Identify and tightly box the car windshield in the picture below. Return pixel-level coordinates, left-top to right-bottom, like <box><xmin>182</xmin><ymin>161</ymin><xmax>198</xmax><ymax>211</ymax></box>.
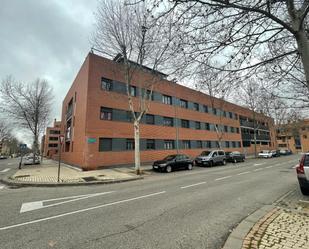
<box><xmin>163</xmin><ymin>155</ymin><xmax>176</xmax><ymax>161</ymax></box>
<box><xmin>225</xmin><ymin>152</ymin><xmax>231</xmax><ymax>155</ymax></box>
<box><xmin>200</xmin><ymin>151</ymin><xmax>211</xmax><ymax>156</ymax></box>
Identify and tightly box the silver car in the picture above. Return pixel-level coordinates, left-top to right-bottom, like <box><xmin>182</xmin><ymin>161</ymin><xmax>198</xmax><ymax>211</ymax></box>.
<box><xmin>296</xmin><ymin>153</ymin><xmax>309</xmax><ymax>195</ymax></box>
<box><xmin>195</xmin><ymin>150</ymin><xmax>226</xmax><ymax>167</ymax></box>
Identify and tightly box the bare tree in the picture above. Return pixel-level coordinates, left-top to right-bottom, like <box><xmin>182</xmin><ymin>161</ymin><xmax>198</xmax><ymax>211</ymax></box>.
<box><xmin>0</xmin><ymin>120</ymin><xmax>11</xmax><ymax>143</ymax></box>
<box><xmin>0</xmin><ymin>76</ymin><xmax>53</xmax><ymax>161</ymax></box>
<box><xmin>92</xmin><ymin>0</ymin><xmax>175</xmax><ymax>174</ymax></box>
<box><xmin>195</xmin><ymin>64</ymin><xmax>235</xmax><ymax>149</ymax></box>
<box><xmin>151</xmin><ymin>0</ymin><xmax>309</xmax><ymax>107</ymax></box>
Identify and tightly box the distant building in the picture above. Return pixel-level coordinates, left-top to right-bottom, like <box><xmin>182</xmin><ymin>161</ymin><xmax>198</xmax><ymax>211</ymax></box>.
<box><xmin>53</xmin><ymin>52</ymin><xmax>276</xmax><ymax>170</ymax></box>
<box><xmin>276</xmin><ymin>119</ymin><xmax>309</xmax><ymax>153</ymax></box>
<box><xmin>42</xmin><ymin>119</ymin><xmax>61</xmax><ymax>158</ymax></box>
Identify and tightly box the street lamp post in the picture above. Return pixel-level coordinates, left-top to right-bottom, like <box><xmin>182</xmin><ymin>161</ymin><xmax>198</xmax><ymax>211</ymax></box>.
<box><xmin>57</xmin><ymin>135</ymin><xmax>64</xmax><ymax>182</ymax></box>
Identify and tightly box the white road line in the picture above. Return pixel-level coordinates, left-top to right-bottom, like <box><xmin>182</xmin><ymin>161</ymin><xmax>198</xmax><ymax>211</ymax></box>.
<box><xmin>0</xmin><ymin>191</ymin><xmax>166</xmax><ymax>231</ymax></box>
<box><xmin>299</xmin><ymin>200</ymin><xmax>309</xmax><ymax>204</ymax></box>
<box><xmin>215</xmin><ymin>176</ymin><xmax>232</xmax><ymax>181</ymax></box>
<box><xmin>265</xmin><ymin>166</ymin><xmax>273</xmax><ymax>169</ymax></box>
<box><xmin>0</xmin><ymin>168</ymin><xmax>10</xmax><ymax>173</ymax></box>
<box><xmin>253</xmin><ymin>168</ymin><xmax>263</xmax><ymax>172</ymax></box>
<box><xmin>0</xmin><ymin>185</ymin><xmax>5</xmax><ymax>190</ymax></box>
<box><xmin>254</xmin><ymin>163</ymin><xmax>265</xmax><ymax>166</ymax></box>
<box><xmin>20</xmin><ymin>191</ymin><xmax>115</xmax><ymax>213</ymax></box>
<box><xmin>180</xmin><ymin>182</ymin><xmax>206</xmax><ymax>189</ymax></box>
<box><xmin>237</xmin><ymin>171</ymin><xmax>250</xmax><ymax>175</ymax></box>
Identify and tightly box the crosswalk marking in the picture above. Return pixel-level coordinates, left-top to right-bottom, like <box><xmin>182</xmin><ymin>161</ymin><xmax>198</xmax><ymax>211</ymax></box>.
<box><xmin>0</xmin><ymin>168</ymin><xmax>10</xmax><ymax>173</ymax></box>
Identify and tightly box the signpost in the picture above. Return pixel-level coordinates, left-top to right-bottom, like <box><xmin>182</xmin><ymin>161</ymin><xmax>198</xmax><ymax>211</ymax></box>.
<box><xmin>58</xmin><ymin>135</ymin><xmax>64</xmax><ymax>182</ymax></box>
<box><xmin>18</xmin><ymin>144</ymin><xmax>27</xmax><ymax>169</ymax></box>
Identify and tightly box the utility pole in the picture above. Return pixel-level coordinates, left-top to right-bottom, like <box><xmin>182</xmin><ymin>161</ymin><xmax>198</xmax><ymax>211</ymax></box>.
<box><xmin>57</xmin><ymin>135</ymin><xmax>64</xmax><ymax>182</ymax></box>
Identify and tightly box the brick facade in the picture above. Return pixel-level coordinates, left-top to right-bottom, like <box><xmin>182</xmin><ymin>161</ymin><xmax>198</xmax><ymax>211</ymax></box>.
<box><xmin>42</xmin><ymin>119</ymin><xmax>61</xmax><ymax>158</ymax></box>
<box><xmin>59</xmin><ymin>53</ymin><xmax>276</xmax><ymax>170</ymax></box>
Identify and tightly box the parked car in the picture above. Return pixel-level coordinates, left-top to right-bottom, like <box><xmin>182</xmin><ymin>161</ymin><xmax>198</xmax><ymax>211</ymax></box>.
<box><xmin>0</xmin><ymin>155</ymin><xmax>8</xmax><ymax>160</ymax></box>
<box><xmin>271</xmin><ymin>150</ymin><xmax>280</xmax><ymax>157</ymax></box>
<box><xmin>280</xmin><ymin>149</ymin><xmax>292</xmax><ymax>155</ymax></box>
<box><xmin>296</xmin><ymin>153</ymin><xmax>309</xmax><ymax>195</ymax></box>
<box><xmin>23</xmin><ymin>156</ymin><xmax>40</xmax><ymax>165</ymax></box>
<box><xmin>226</xmin><ymin>151</ymin><xmax>245</xmax><ymax>163</ymax></box>
<box><xmin>195</xmin><ymin>150</ymin><xmax>226</xmax><ymax>167</ymax></box>
<box><xmin>152</xmin><ymin>154</ymin><xmax>193</xmax><ymax>173</ymax></box>
<box><xmin>258</xmin><ymin>150</ymin><xmax>273</xmax><ymax>158</ymax></box>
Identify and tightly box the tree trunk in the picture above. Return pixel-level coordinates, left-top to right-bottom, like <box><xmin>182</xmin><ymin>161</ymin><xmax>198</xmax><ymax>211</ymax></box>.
<box><xmin>134</xmin><ymin>121</ymin><xmax>141</xmax><ymax>175</ymax></box>
<box><xmin>296</xmin><ymin>30</ymin><xmax>309</xmax><ymax>88</ymax></box>
<box><xmin>33</xmin><ymin>134</ymin><xmax>39</xmax><ymax>164</ymax></box>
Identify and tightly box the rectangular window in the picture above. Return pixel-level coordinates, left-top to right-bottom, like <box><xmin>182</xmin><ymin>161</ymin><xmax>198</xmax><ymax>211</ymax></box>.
<box><xmin>230</xmin><ymin>127</ymin><xmax>235</xmax><ymax>133</ymax></box>
<box><xmin>126</xmin><ymin>139</ymin><xmax>135</xmax><ymax>150</ymax></box>
<box><xmin>146</xmin><ymin>90</ymin><xmax>154</xmax><ymax>101</ymax></box>
<box><xmin>164</xmin><ymin>140</ymin><xmax>174</xmax><ymax>150</ymax></box>
<box><xmin>236</xmin><ymin>128</ymin><xmax>239</xmax><ymax>133</ymax></box>
<box><xmin>146</xmin><ymin>139</ymin><xmax>155</xmax><ymax>150</ymax></box>
<box><xmin>232</xmin><ymin>141</ymin><xmax>236</xmax><ymax>148</ymax></box>
<box><xmin>213</xmin><ymin>108</ymin><xmax>217</xmax><ymax>115</ymax></box>
<box><xmin>197</xmin><ymin>140</ymin><xmax>203</xmax><ymax>148</ymax></box>
<box><xmin>129</xmin><ymin>86</ymin><xmax>136</xmax><ymax>97</ymax></box>
<box><xmin>193</xmin><ymin>103</ymin><xmax>199</xmax><ymax>111</ymax></box>
<box><xmin>49</xmin><ymin>137</ymin><xmax>58</xmax><ymax>141</ymax></box>
<box><xmin>235</xmin><ymin>114</ymin><xmax>238</xmax><ymax>120</ymax></box>
<box><xmin>229</xmin><ymin>112</ymin><xmax>233</xmax><ymax>119</ymax></box>
<box><xmin>223</xmin><ymin>111</ymin><xmax>227</xmax><ymax>117</ymax></box>
<box><xmin>101</xmin><ymin>77</ymin><xmax>112</xmax><ymax>91</ymax></box>
<box><xmin>163</xmin><ymin>117</ymin><xmax>174</xmax><ymax>127</ymax></box>
<box><xmin>50</xmin><ymin>130</ymin><xmax>60</xmax><ymax>134</ymax></box>
<box><xmin>183</xmin><ymin>140</ymin><xmax>191</xmax><ymax>149</ymax></box>
<box><xmin>48</xmin><ymin>144</ymin><xmax>58</xmax><ymax>148</ymax></box>
<box><xmin>146</xmin><ymin>114</ymin><xmax>155</xmax><ymax>125</ymax></box>
<box><xmin>225</xmin><ymin>141</ymin><xmax>230</xmax><ymax>148</ymax></box>
<box><xmin>203</xmin><ymin>105</ymin><xmax>208</xmax><ymax>113</ymax></box>
<box><xmin>224</xmin><ymin>126</ymin><xmax>228</xmax><ymax>132</ymax></box>
<box><xmin>205</xmin><ymin>123</ymin><xmax>210</xmax><ymax>130</ymax></box>
<box><xmin>206</xmin><ymin>141</ymin><xmax>212</xmax><ymax>148</ymax></box>
<box><xmin>100</xmin><ymin>107</ymin><xmax>112</xmax><ymax>120</ymax></box>
<box><xmin>162</xmin><ymin>95</ymin><xmax>172</xmax><ymax>105</ymax></box>
<box><xmin>195</xmin><ymin>121</ymin><xmax>201</xmax><ymax>130</ymax></box>
<box><xmin>181</xmin><ymin>119</ymin><xmax>189</xmax><ymax>128</ymax></box>
<box><xmin>180</xmin><ymin>99</ymin><xmax>188</xmax><ymax>108</ymax></box>
<box><xmin>99</xmin><ymin>138</ymin><xmax>112</xmax><ymax>151</ymax></box>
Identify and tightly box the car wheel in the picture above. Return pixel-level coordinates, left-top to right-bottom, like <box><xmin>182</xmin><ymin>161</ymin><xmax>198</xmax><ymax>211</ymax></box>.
<box><xmin>242</xmin><ymin>158</ymin><xmax>245</xmax><ymax>162</ymax></box>
<box><xmin>222</xmin><ymin>159</ymin><xmax>226</xmax><ymax>166</ymax></box>
<box><xmin>187</xmin><ymin>163</ymin><xmax>193</xmax><ymax>170</ymax></box>
<box><xmin>233</xmin><ymin>158</ymin><xmax>237</xmax><ymax>163</ymax></box>
<box><xmin>165</xmin><ymin>165</ymin><xmax>172</xmax><ymax>173</ymax></box>
<box><xmin>300</xmin><ymin>186</ymin><xmax>309</xmax><ymax>195</ymax></box>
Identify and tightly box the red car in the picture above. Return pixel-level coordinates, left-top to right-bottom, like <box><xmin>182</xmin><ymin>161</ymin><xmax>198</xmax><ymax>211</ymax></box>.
<box><xmin>296</xmin><ymin>153</ymin><xmax>309</xmax><ymax>195</ymax></box>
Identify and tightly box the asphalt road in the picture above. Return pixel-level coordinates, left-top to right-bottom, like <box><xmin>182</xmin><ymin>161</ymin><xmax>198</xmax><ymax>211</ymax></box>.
<box><xmin>0</xmin><ymin>155</ymin><xmax>301</xmax><ymax>249</ymax></box>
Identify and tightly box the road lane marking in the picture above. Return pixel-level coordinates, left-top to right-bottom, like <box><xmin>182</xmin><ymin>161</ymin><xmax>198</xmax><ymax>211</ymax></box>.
<box><xmin>253</xmin><ymin>168</ymin><xmax>263</xmax><ymax>172</ymax></box>
<box><xmin>237</xmin><ymin>171</ymin><xmax>250</xmax><ymax>175</ymax></box>
<box><xmin>299</xmin><ymin>200</ymin><xmax>309</xmax><ymax>204</ymax></box>
<box><xmin>0</xmin><ymin>185</ymin><xmax>5</xmax><ymax>190</ymax></box>
<box><xmin>254</xmin><ymin>163</ymin><xmax>265</xmax><ymax>166</ymax></box>
<box><xmin>265</xmin><ymin>166</ymin><xmax>273</xmax><ymax>169</ymax></box>
<box><xmin>20</xmin><ymin>191</ymin><xmax>115</xmax><ymax>213</ymax></box>
<box><xmin>180</xmin><ymin>182</ymin><xmax>206</xmax><ymax>189</ymax></box>
<box><xmin>215</xmin><ymin>176</ymin><xmax>232</xmax><ymax>181</ymax></box>
<box><xmin>0</xmin><ymin>168</ymin><xmax>10</xmax><ymax>173</ymax></box>
<box><xmin>0</xmin><ymin>191</ymin><xmax>166</xmax><ymax>231</ymax></box>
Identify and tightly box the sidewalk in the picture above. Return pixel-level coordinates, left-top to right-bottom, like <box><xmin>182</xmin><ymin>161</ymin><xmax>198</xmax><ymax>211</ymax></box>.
<box><xmin>223</xmin><ymin>189</ymin><xmax>309</xmax><ymax>249</ymax></box>
<box><xmin>2</xmin><ymin>159</ymin><xmax>144</xmax><ymax>186</ymax></box>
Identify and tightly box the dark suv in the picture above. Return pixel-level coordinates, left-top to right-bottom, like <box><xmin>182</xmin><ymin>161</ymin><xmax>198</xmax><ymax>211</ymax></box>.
<box><xmin>152</xmin><ymin>154</ymin><xmax>194</xmax><ymax>173</ymax></box>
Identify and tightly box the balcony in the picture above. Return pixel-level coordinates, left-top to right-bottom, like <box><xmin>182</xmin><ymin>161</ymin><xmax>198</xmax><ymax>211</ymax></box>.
<box><xmin>240</xmin><ymin>120</ymin><xmax>269</xmax><ymax>130</ymax></box>
<box><xmin>66</xmin><ymin>107</ymin><xmax>73</xmax><ymax>120</ymax></box>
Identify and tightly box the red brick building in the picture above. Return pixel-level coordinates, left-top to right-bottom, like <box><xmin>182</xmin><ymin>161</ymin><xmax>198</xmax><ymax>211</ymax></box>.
<box><xmin>59</xmin><ymin>52</ymin><xmax>276</xmax><ymax>170</ymax></box>
<box><xmin>42</xmin><ymin>119</ymin><xmax>61</xmax><ymax>158</ymax></box>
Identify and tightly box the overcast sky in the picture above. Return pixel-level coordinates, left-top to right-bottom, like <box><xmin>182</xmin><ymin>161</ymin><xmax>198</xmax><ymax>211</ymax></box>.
<box><xmin>0</xmin><ymin>0</ymin><xmax>98</xmax><ymax>143</ymax></box>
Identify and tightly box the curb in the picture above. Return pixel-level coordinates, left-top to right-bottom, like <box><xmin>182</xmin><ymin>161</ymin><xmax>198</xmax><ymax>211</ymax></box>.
<box><xmin>0</xmin><ymin>175</ymin><xmax>144</xmax><ymax>188</ymax></box>
<box><xmin>222</xmin><ymin>205</ymin><xmax>275</xmax><ymax>249</ymax></box>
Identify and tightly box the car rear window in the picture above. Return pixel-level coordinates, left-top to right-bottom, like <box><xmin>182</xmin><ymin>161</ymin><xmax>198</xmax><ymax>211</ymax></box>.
<box><xmin>218</xmin><ymin>151</ymin><xmax>224</xmax><ymax>156</ymax></box>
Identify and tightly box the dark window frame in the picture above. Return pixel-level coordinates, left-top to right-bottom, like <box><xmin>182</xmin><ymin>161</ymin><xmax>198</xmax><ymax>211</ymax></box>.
<box><xmin>100</xmin><ymin>107</ymin><xmax>112</xmax><ymax>120</ymax></box>
<box><xmin>146</xmin><ymin>139</ymin><xmax>155</xmax><ymax>150</ymax></box>
<box><xmin>180</xmin><ymin>99</ymin><xmax>188</xmax><ymax>109</ymax></box>
<box><xmin>163</xmin><ymin>117</ymin><xmax>174</xmax><ymax>127</ymax></box>
<box><xmin>101</xmin><ymin>77</ymin><xmax>113</xmax><ymax>91</ymax></box>
<box><xmin>162</xmin><ymin>95</ymin><xmax>172</xmax><ymax>105</ymax></box>
<box><xmin>146</xmin><ymin>114</ymin><xmax>155</xmax><ymax>125</ymax></box>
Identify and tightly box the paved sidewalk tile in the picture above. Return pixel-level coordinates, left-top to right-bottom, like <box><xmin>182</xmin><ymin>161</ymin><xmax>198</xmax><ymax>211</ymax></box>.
<box><xmin>241</xmin><ymin>208</ymin><xmax>309</xmax><ymax>249</ymax></box>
